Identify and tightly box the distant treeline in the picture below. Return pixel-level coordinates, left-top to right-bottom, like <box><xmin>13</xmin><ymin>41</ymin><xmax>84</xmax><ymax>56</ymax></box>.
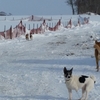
<box><xmin>66</xmin><ymin>0</ymin><xmax>100</xmax><ymax>15</ymax></box>
<box><xmin>0</xmin><ymin>11</ymin><xmax>12</xmax><ymax>16</ymax></box>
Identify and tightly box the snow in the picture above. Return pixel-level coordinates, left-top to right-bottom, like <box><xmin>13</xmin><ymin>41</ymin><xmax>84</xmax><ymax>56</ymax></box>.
<box><xmin>0</xmin><ymin>14</ymin><xmax>100</xmax><ymax>100</ymax></box>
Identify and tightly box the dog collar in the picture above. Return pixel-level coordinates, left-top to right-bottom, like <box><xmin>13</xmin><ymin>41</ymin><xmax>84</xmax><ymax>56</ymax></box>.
<box><xmin>66</xmin><ymin>79</ymin><xmax>70</xmax><ymax>81</ymax></box>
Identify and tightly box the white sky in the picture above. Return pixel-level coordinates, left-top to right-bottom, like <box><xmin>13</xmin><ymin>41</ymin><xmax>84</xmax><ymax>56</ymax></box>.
<box><xmin>0</xmin><ymin>0</ymin><xmax>72</xmax><ymax>15</ymax></box>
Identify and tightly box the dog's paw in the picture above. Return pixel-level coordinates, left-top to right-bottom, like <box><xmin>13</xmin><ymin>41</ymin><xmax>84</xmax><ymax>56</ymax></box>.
<box><xmin>97</xmin><ymin>68</ymin><xmax>99</xmax><ymax>72</ymax></box>
<box><xmin>78</xmin><ymin>98</ymin><xmax>83</xmax><ymax>100</ymax></box>
<box><xmin>79</xmin><ymin>99</ymin><xmax>87</xmax><ymax>100</ymax></box>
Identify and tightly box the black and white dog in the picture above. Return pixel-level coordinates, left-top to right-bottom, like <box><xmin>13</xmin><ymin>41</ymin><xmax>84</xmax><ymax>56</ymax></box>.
<box><xmin>63</xmin><ymin>67</ymin><xmax>96</xmax><ymax>100</ymax></box>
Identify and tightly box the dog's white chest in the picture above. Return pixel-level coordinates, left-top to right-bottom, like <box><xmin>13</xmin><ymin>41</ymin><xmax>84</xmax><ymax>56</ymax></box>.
<box><xmin>65</xmin><ymin>76</ymin><xmax>85</xmax><ymax>91</ymax></box>
<box><xmin>65</xmin><ymin>80</ymin><xmax>79</xmax><ymax>91</ymax></box>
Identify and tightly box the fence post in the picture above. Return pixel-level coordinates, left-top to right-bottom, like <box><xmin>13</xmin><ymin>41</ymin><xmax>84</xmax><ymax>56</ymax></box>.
<box><xmin>36</xmin><ymin>24</ymin><xmax>38</xmax><ymax>34</ymax></box>
<box><xmin>39</xmin><ymin>24</ymin><xmax>41</xmax><ymax>33</ymax></box>
<box><xmin>4</xmin><ymin>17</ymin><xmax>6</xmax><ymax>20</ymax></box>
<box><xmin>24</xmin><ymin>23</ymin><xmax>26</xmax><ymax>28</ymax></box>
<box><xmin>4</xmin><ymin>25</ymin><xmax>6</xmax><ymax>32</ymax></box>
<box><xmin>13</xmin><ymin>17</ymin><xmax>14</xmax><ymax>21</ymax></box>
<box><xmin>49</xmin><ymin>23</ymin><xmax>51</xmax><ymax>27</ymax></box>
<box><xmin>3</xmin><ymin>25</ymin><xmax>6</xmax><ymax>38</ymax></box>
<box><xmin>33</xmin><ymin>24</ymin><xmax>34</xmax><ymax>34</ymax></box>
<box><xmin>33</xmin><ymin>24</ymin><xmax>34</xmax><ymax>29</ymax></box>
<box><xmin>10</xmin><ymin>26</ymin><xmax>12</xmax><ymax>39</ymax></box>
<box><xmin>29</xmin><ymin>24</ymin><xmax>30</xmax><ymax>30</ymax></box>
<box><xmin>52</xmin><ymin>23</ymin><xmax>53</xmax><ymax>31</ymax></box>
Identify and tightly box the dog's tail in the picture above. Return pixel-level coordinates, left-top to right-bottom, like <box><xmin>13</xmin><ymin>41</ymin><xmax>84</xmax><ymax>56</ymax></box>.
<box><xmin>90</xmin><ymin>76</ymin><xmax>96</xmax><ymax>83</ymax></box>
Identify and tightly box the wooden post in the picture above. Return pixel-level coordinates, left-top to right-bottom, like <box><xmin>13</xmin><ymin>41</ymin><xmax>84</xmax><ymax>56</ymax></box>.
<box><xmin>49</xmin><ymin>23</ymin><xmax>51</xmax><ymax>27</ymax></box>
<box><xmin>13</xmin><ymin>17</ymin><xmax>14</xmax><ymax>21</ymax></box>
<box><xmin>33</xmin><ymin>24</ymin><xmax>34</xmax><ymax>34</ymax></box>
<box><xmin>52</xmin><ymin>23</ymin><xmax>53</xmax><ymax>31</ymax></box>
<box><xmin>29</xmin><ymin>24</ymin><xmax>30</xmax><ymax>30</ymax></box>
<box><xmin>24</xmin><ymin>23</ymin><xmax>26</xmax><ymax>28</ymax></box>
<box><xmin>33</xmin><ymin>24</ymin><xmax>34</xmax><ymax>29</ymax></box>
<box><xmin>39</xmin><ymin>24</ymin><xmax>41</xmax><ymax>34</ymax></box>
<box><xmin>10</xmin><ymin>26</ymin><xmax>12</xmax><ymax>39</ymax></box>
<box><xmin>4</xmin><ymin>25</ymin><xmax>6</xmax><ymax>32</ymax></box>
<box><xmin>4</xmin><ymin>25</ymin><xmax>6</xmax><ymax>38</ymax></box>
<box><xmin>4</xmin><ymin>17</ymin><xmax>6</xmax><ymax>20</ymax></box>
<box><xmin>36</xmin><ymin>24</ymin><xmax>38</xmax><ymax>34</ymax></box>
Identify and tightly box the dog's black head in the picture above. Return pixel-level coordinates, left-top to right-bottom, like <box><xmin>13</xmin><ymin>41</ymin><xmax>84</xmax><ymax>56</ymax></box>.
<box><xmin>63</xmin><ymin>67</ymin><xmax>73</xmax><ymax>81</ymax></box>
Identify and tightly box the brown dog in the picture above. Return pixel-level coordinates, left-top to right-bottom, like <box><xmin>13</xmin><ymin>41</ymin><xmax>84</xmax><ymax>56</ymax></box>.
<box><xmin>30</xmin><ymin>33</ymin><xmax>33</xmax><ymax>40</ymax></box>
<box><xmin>25</xmin><ymin>34</ymin><xmax>29</xmax><ymax>40</ymax></box>
<box><xmin>94</xmin><ymin>40</ymin><xmax>100</xmax><ymax>71</ymax></box>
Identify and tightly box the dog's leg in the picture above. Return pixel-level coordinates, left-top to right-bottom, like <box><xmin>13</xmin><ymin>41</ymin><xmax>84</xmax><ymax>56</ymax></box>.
<box><xmin>84</xmin><ymin>85</ymin><xmax>89</xmax><ymax>100</ymax></box>
<box><xmin>68</xmin><ymin>89</ymin><xmax>72</xmax><ymax>100</ymax></box>
<box><xmin>95</xmin><ymin>49</ymin><xmax>99</xmax><ymax>71</ymax></box>
<box><xmin>80</xmin><ymin>86</ymin><xmax>86</xmax><ymax>100</ymax></box>
<box><xmin>96</xmin><ymin>57</ymin><xmax>99</xmax><ymax>71</ymax></box>
<box><xmin>84</xmin><ymin>90</ymin><xmax>88</xmax><ymax>100</ymax></box>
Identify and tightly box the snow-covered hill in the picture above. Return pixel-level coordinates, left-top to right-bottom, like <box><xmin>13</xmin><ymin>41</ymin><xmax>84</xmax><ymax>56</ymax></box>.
<box><xmin>0</xmin><ymin>15</ymin><xmax>100</xmax><ymax>100</ymax></box>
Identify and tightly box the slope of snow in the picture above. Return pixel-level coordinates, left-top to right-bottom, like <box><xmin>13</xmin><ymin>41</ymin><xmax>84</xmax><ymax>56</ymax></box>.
<box><xmin>0</xmin><ymin>15</ymin><xmax>99</xmax><ymax>100</ymax></box>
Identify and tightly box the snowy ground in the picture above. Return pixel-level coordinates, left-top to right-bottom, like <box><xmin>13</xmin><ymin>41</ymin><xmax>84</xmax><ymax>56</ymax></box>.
<box><xmin>0</xmin><ymin>15</ymin><xmax>100</xmax><ymax>100</ymax></box>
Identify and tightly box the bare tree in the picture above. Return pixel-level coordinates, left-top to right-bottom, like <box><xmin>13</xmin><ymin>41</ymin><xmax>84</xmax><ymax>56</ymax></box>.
<box><xmin>66</xmin><ymin>0</ymin><xmax>76</xmax><ymax>15</ymax></box>
<box><xmin>75</xmin><ymin>0</ymin><xmax>100</xmax><ymax>14</ymax></box>
<box><xmin>66</xmin><ymin>0</ymin><xmax>100</xmax><ymax>15</ymax></box>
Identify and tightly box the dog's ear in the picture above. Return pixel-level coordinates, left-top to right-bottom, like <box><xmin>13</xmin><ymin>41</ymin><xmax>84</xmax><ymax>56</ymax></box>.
<box><xmin>70</xmin><ymin>68</ymin><xmax>73</xmax><ymax>72</ymax></box>
<box><xmin>95</xmin><ymin>40</ymin><xmax>97</xmax><ymax>43</ymax></box>
<box><xmin>63</xmin><ymin>67</ymin><xmax>67</xmax><ymax>74</ymax></box>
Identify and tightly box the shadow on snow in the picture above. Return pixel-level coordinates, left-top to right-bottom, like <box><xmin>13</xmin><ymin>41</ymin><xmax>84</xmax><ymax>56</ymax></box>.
<box><xmin>12</xmin><ymin>57</ymin><xmax>95</xmax><ymax>66</ymax></box>
<box><xmin>0</xmin><ymin>95</ymin><xmax>67</xmax><ymax>100</ymax></box>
